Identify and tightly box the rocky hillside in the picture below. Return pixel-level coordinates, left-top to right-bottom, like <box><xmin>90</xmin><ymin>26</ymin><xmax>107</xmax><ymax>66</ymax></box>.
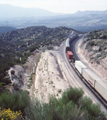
<box><xmin>81</xmin><ymin>30</ymin><xmax>107</xmax><ymax>80</ymax></box>
<box><xmin>0</xmin><ymin>26</ymin><xmax>74</xmax><ymax>85</ymax></box>
<box><xmin>0</xmin><ymin>26</ymin><xmax>17</xmax><ymax>33</ymax></box>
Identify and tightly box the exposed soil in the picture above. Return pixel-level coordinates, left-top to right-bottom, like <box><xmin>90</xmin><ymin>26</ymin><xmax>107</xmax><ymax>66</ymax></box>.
<box><xmin>34</xmin><ymin>50</ymin><xmax>70</xmax><ymax>103</ymax></box>
<box><xmin>8</xmin><ymin>51</ymin><xmax>40</xmax><ymax>94</ymax></box>
<box><xmin>7</xmin><ymin>45</ymin><xmax>70</xmax><ymax>102</ymax></box>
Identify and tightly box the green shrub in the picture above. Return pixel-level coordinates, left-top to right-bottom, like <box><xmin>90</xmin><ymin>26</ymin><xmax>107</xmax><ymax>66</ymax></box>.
<box><xmin>96</xmin><ymin>54</ymin><xmax>101</xmax><ymax>58</ymax></box>
<box><xmin>11</xmin><ymin>70</ymin><xmax>15</xmax><ymax>75</ymax></box>
<box><xmin>89</xmin><ymin>41</ymin><xmax>97</xmax><ymax>46</ymax></box>
<box><xmin>50</xmin><ymin>81</ymin><xmax>53</xmax><ymax>84</ymax></box>
<box><xmin>100</xmin><ymin>54</ymin><xmax>106</xmax><ymax>60</ymax></box>
<box><xmin>0</xmin><ymin>87</ymin><xmax>106</xmax><ymax>120</ymax></box>
<box><xmin>62</xmin><ymin>87</ymin><xmax>84</xmax><ymax>104</ymax></box>
<box><xmin>24</xmin><ymin>98</ymin><xmax>43</xmax><ymax>120</ymax></box>
<box><xmin>28</xmin><ymin>73</ymin><xmax>33</xmax><ymax>88</ymax></box>
<box><xmin>58</xmin><ymin>89</ymin><xmax>62</xmax><ymax>93</ymax></box>
<box><xmin>0</xmin><ymin>90</ymin><xmax>30</xmax><ymax>113</ymax></box>
<box><xmin>79</xmin><ymin>96</ymin><xmax>106</xmax><ymax>119</ymax></box>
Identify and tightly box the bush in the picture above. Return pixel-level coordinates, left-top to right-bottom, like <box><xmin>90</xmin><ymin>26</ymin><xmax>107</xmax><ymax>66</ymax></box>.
<box><xmin>58</xmin><ymin>89</ymin><xmax>62</xmax><ymax>93</ymax></box>
<box><xmin>24</xmin><ymin>88</ymin><xmax>86</xmax><ymax>120</ymax></box>
<box><xmin>89</xmin><ymin>41</ymin><xmax>96</xmax><ymax>46</ymax></box>
<box><xmin>24</xmin><ymin>98</ymin><xmax>43</xmax><ymax>120</ymax></box>
<box><xmin>41</xmin><ymin>96</ymin><xmax>85</xmax><ymax>120</ymax></box>
<box><xmin>0</xmin><ymin>90</ymin><xmax>30</xmax><ymax>113</ymax></box>
<box><xmin>0</xmin><ymin>108</ymin><xmax>22</xmax><ymax>120</ymax></box>
<box><xmin>96</xmin><ymin>54</ymin><xmax>101</xmax><ymax>58</ymax></box>
<box><xmin>25</xmin><ymin>87</ymin><xmax>106</xmax><ymax>120</ymax></box>
<box><xmin>79</xmin><ymin>96</ymin><xmax>106</xmax><ymax>119</ymax></box>
<box><xmin>62</xmin><ymin>87</ymin><xmax>84</xmax><ymax>104</ymax></box>
<box><xmin>11</xmin><ymin>70</ymin><xmax>15</xmax><ymax>75</ymax></box>
<box><xmin>0</xmin><ymin>88</ymin><xmax>106</xmax><ymax>120</ymax></box>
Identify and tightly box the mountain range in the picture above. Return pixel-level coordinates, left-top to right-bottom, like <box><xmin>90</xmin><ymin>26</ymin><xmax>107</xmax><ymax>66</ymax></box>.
<box><xmin>0</xmin><ymin>4</ymin><xmax>60</xmax><ymax>20</ymax></box>
<box><xmin>0</xmin><ymin>4</ymin><xmax>107</xmax><ymax>32</ymax></box>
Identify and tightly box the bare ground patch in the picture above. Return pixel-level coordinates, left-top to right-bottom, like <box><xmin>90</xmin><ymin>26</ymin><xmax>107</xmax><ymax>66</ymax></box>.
<box><xmin>8</xmin><ymin>51</ymin><xmax>40</xmax><ymax>94</ymax></box>
<box><xmin>35</xmin><ymin>50</ymin><xmax>70</xmax><ymax>103</ymax></box>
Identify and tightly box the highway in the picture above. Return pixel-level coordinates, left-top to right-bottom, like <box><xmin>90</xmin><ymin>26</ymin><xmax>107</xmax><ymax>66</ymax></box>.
<box><xmin>58</xmin><ymin>35</ymin><xmax>107</xmax><ymax>112</ymax></box>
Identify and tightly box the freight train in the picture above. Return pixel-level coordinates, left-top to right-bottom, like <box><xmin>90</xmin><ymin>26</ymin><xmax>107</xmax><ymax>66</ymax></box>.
<box><xmin>65</xmin><ymin>34</ymin><xmax>107</xmax><ymax>107</ymax></box>
<box><xmin>66</xmin><ymin>31</ymin><xmax>78</xmax><ymax>52</ymax></box>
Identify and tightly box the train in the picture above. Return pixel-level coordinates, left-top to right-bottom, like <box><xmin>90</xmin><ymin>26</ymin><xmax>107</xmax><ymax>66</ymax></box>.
<box><xmin>66</xmin><ymin>31</ymin><xmax>78</xmax><ymax>52</ymax></box>
<box><xmin>65</xmin><ymin>33</ymin><xmax>107</xmax><ymax>107</ymax></box>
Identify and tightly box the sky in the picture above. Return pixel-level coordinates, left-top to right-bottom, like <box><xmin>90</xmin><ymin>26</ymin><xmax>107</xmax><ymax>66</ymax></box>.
<box><xmin>0</xmin><ymin>0</ymin><xmax>107</xmax><ymax>13</ymax></box>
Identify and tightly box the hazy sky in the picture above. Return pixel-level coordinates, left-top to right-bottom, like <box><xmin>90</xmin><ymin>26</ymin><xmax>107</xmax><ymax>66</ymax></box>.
<box><xmin>0</xmin><ymin>0</ymin><xmax>107</xmax><ymax>13</ymax></box>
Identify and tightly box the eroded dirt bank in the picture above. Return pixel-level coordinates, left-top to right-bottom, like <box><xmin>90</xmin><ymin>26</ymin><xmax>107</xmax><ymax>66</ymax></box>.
<box><xmin>35</xmin><ymin>50</ymin><xmax>70</xmax><ymax>103</ymax></box>
<box><xmin>8</xmin><ymin>51</ymin><xmax>40</xmax><ymax>93</ymax></box>
<box><xmin>79</xmin><ymin>36</ymin><xmax>107</xmax><ymax>81</ymax></box>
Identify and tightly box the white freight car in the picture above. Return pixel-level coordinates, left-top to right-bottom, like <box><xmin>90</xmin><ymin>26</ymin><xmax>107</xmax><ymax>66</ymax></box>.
<box><xmin>95</xmin><ymin>80</ymin><xmax>107</xmax><ymax>102</ymax></box>
<box><xmin>82</xmin><ymin>68</ymin><xmax>99</xmax><ymax>87</ymax></box>
<box><xmin>82</xmin><ymin>68</ymin><xmax>107</xmax><ymax>101</ymax></box>
<box><xmin>75</xmin><ymin>61</ymin><xmax>87</xmax><ymax>74</ymax></box>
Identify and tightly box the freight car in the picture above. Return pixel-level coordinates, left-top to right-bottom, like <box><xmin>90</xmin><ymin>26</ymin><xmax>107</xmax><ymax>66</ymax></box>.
<box><xmin>65</xmin><ymin>36</ymin><xmax>107</xmax><ymax>106</ymax></box>
<box><xmin>74</xmin><ymin>60</ymin><xmax>107</xmax><ymax>106</ymax></box>
<box><xmin>82</xmin><ymin>68</ymin><xmax>107</xmax><ymax>102</ymax></box>
<box><xmin>66</xmin><ymin>31</ymin><xmax>78</xmax><ymax>52</ymax></box>
<box><xmin>67</xmin><ymin>51</ymin><xmax>73</xmax><ymax>59</ymax></box>
<box><xmin>66</xmin><ymin>38</ymin><xmax>71</xmax><ymax>52</ymax></box>
<box><xmin>75</xmin><ymin>61</ymin><xmax>87</xmax><ymax>74</ymax></box>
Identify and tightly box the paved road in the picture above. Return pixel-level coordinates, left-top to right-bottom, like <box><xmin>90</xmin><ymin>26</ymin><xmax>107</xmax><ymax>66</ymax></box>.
<box><xmin>58</xmin><ymin>36</ymin><xmax>107</xmax><ymax>112</ymax></box>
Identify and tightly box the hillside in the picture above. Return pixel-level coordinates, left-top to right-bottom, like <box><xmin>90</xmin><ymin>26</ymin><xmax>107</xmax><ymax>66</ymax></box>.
<box><xmin>0</xmin><ymin>26</ymin><xmax>74</xmax><ymax>86</ymax></box>
<box><xmin>80</xmin><ymin>30</ymin><xmax>107</xmax><ymax>81</ymax></box>
<box><xmin>0</xmin><ymin>26</ymin><xmax>17</xmax><ymax>33</ymax></box>
<box><xmin>0</xmin><ymin>26</ymin><xmax>107</xmax><ymax>119</ymax></box>
<box><xmin>1</xmin><ymin>40</ymin><xmax>106</xmax><ymax>120</ymax></box>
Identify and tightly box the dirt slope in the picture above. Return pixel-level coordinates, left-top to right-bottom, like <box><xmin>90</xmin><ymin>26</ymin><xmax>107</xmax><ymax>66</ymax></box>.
<box><xmin>79</xmin><ymin>33</ymin><xmax>107</xmax><ymax>81</ymax></box>
<box><xmin>35</xmin><ymin>50</ymin><xmax>70</xmax><ymax>103</ymax></box>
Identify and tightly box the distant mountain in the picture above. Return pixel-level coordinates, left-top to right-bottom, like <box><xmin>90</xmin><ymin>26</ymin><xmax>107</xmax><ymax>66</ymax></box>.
<box><xmin>0</xmin><ymin>26</ymin><xmax>17</xmax><ymax>33</ymax></box>
<box><xmin>0</xmin><ymin>5</ymin><xmax>107</xmax><ymax>32</ymax></box>
<box><xmin>27</xmin><ymin>10</ymin><xmax>107</xmax><ymax>32</ymax></box>
<box><xmin>72</xmin><ymin>10</ymin><xmax>107</xmax><ymax>17</ymax></box>
<box><xmin>0</xmin><ymin>4</ymin><xmax>60</xmax><ymax>19</ymax></box>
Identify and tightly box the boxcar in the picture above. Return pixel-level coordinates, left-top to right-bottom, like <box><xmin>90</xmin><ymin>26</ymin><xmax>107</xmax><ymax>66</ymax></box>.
<box><xmin>67</xmin><ymin>51</ymin><xmax>73</xmax><ymax>59</ymax></box>
<box><xmin>82</xmin><ymin>69</ymin><xmax>97</xmax><ymax>87</ymax></box>
<box><xmin>75</xmin><ymin>61</ymin><xmax>87</xmax><ymax>74</ymax></box>
<box><xmin>95</xmin><ymin>80</ymin><xmax>107</xmax><ymax>101</ymax></box>
<box><xmin>66</xmin><ymin>38</ymin><xmax>71</xmax><ymax>52</ymax></box>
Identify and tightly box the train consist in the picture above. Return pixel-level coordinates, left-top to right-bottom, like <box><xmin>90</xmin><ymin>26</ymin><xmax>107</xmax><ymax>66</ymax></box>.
<box><xmin>66</xmin><ymin>31</ymin><xmax>78</xmax><ymax>52</ymax></box>
<box><xmin>65</xmin><ymin>33</ymin><xmax>107</xmax><ymax>107</ymax></box>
